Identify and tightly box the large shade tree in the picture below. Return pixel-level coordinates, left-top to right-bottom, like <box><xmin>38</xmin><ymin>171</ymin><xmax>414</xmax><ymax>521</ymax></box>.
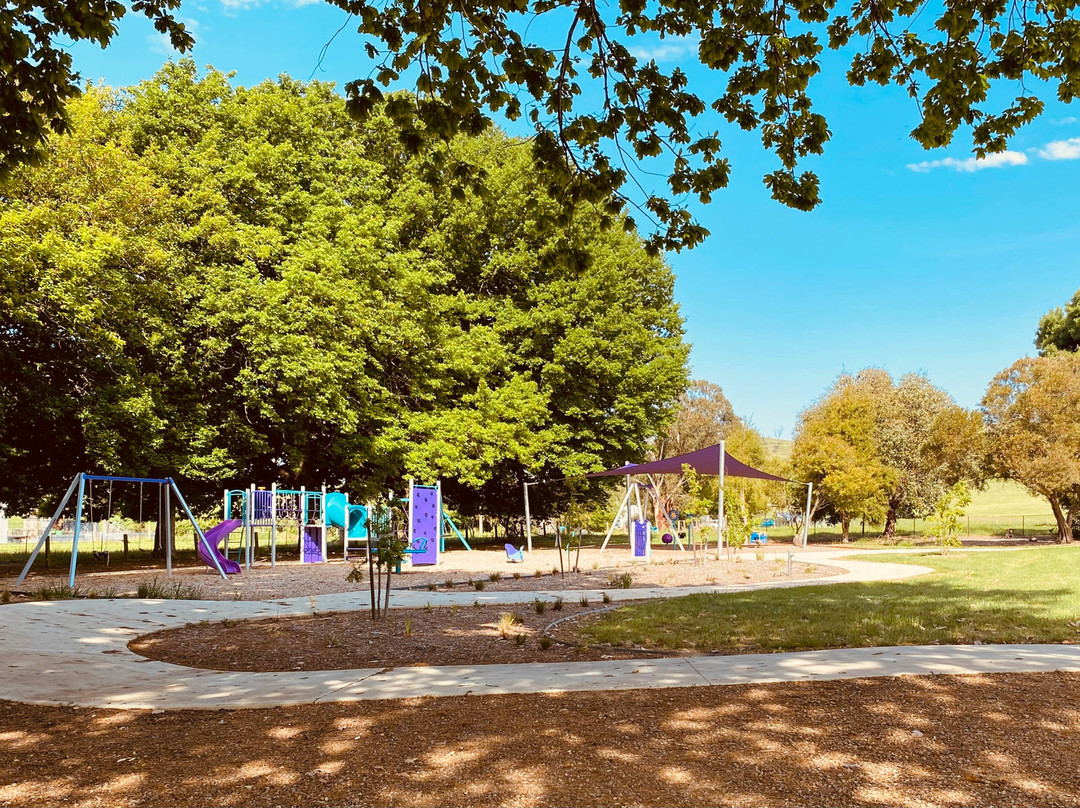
<box><xmin>0</xmin><ymin>62</ymin><xmax>688</xmax><ymax>518</ymax></box>
<box><xmin>791</xmin><ymin>368</ymin><xmax>982</xmax><ymax>540</ymax></box>
<box><xmin>982</xmin><ymin>353</ymin><xmax>1080</xmax><ymax>543</ymax></box>
<box><xmin>1036</xmin><ymin>288</ymin><xmax>1080</xmax><ymax>355</ymax></box>
<box><xmin>791</xmin><ymin>375</ymin><xmax>893</xmax><ymax>540</ymax></box>
<box><xmin>6</xmin><ymin>0</ymin><xmax>1080</xmax><ymax>250</ymax></box>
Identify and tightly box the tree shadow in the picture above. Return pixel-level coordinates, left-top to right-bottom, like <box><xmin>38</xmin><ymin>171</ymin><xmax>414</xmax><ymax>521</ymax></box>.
<box><xmin>3</xmin><ymin>672</ymin><xmax>1080</xmax><ymax>806</ymax></box>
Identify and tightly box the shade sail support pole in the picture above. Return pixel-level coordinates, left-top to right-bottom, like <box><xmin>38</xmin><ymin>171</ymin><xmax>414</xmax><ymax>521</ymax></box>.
<box><xmin>717</xmin><ymin>439</ymin><xmax>725</xmax><ymax>559</ymax></box>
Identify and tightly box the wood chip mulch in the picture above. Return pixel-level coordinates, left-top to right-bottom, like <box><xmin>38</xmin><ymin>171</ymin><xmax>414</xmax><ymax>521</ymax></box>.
<box><xmin>129</xmin><ymin>601</ymin><xmax>658</xmax><ymax>670</ymax></box>
<box><xmin>3</xmin><ymin>672</ymin><xmax>1080</xmax><ymax>807</ymax></box>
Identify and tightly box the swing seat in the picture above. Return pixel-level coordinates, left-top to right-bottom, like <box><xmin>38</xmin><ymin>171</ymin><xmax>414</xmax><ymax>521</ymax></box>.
<box><xmin>93</xmin><ymin>550</ymin><xmax>110</xmax><ymax>565</ymax></box>
<box><xmin>505</xmin><ymin>543</ymin><xmax>525</xmax><ymax>563</ymax></box>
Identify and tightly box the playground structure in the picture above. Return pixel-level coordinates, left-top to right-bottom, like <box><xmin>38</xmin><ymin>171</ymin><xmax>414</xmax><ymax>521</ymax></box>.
<box><xmin>16</xmin><ymin>473</ymin><xmax>228</xmax><ymax>587</ymax></box>
<box><xmin>404</xmin><ymin>479</ymin><xmax>471</xmax><ymax>566</ymax></box>
<box><xmin>218</xmin><ymin>484</ymin><xmax>369</xmax><ymax>572</ymax></box>
<box><xmin>208</xmin><ymin>479</ymin><xmax>470</xmax><ymax>573</ymax></box>
<box><xmin>524</xmin><ymin>440</ymin><xmax>809</xmax><ymax>559</ymax></box>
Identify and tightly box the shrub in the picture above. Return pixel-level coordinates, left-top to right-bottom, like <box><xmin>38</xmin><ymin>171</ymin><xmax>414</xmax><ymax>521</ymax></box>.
<box><xmin>136</xmin><ymin>579</ymin><xmax>203</xmax><ymax>600</ymax></box>
<box><xmin>514</xmin><ymin>633</ymin><xmax>527</xmax><ymax>647</ymax></box>
<box><xmin>580</xmin><ymin>595</ymin><xmax>590</xmax><ymax>607</ymax></box>
<box><xmin>497</xmin><ymin>612</ymin><xmax>519</xmax><ymax>638</ymax></box>
<box><xmin>34</xmin><ymin>583</ymin><xmax>81</xmax><ymax>600</ymax></box>
<box><xmin>602</xmin><ymin>592</ymin><xmax>612</xmax><ymax>604</ymax></box>
<box><xmin>427</xmin><ymin>582</ymin><xmax>438</xmax><ymax>591</ymax></box>
<box><xmin>539</xmin><ymin>635</ymin><xmax>553</xmax><ymax>651</ymax></box>
<box><xmin>609</xmin><ymin>572</ymin><xmax>633</xmax><ymax>589</ymax></box>
<box><xmin>533</xmin><ymin>598</ymin><xmax>546</xmax><ymax>614</ymax></box>
<box><xmin>444</xmin><ymin>578</ymin><xmax>455</xmax><ymax>588</ymax></box>
<box><xmin>473</xmin><ymin>580</ymin><xmax>486</xmax><ymax>591</ymax></box>
<box><xmin>552</xmin><ymin>597</ymin><xmax>564</xmax><ymax>611</ymax></box>
<box><xmin>489</xmin><ymin>572</ymin><xmax>502</xmax><ymax>582</ymax></box>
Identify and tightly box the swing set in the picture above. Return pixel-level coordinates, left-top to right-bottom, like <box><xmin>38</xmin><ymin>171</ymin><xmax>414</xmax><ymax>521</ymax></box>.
<box><xmin>15</xmin><ymin>473</ymin><xmax>228</xmax><ymax>588</ymax></box>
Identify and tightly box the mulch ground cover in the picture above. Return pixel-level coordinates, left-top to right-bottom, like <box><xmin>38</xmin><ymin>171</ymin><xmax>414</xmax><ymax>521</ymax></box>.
<box><xmin>129</xmin><ymin>600</ymin><xmax>658</xmax><ymax>669</ymax></box>
<box><xmin>2</xmin><ymin>672</ymin><xmax>1079</xmax><ymax>807</ymax></box>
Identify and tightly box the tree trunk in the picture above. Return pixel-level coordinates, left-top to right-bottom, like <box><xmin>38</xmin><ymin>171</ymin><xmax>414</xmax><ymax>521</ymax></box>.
<box><xmin>882</xmin><ymin>502</ymin><xmax>899</xmax><ymax>539</ymax></box>
<box><xmin>841</xmin><ymin>516</ymin><xmax>851</xmax><ymax>542</ymax></box>
<box><xmin>1048</xmin><ymin>496</ymin><xmax>1074</xmax><ymax>543</ymax></box>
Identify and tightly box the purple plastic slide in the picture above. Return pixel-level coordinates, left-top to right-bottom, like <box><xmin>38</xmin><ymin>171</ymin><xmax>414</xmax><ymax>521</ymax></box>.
<box><xmin>196</xmin><ymin>519</ymin><xmax>243</xmax><ymax>575</ymax></box>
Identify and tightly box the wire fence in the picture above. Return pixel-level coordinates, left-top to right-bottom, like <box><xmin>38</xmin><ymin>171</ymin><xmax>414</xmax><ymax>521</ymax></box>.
<box><xmin>793</xmin><ymin>513</ymin><xmax>1060</xmax><ymax>540</ymax></box>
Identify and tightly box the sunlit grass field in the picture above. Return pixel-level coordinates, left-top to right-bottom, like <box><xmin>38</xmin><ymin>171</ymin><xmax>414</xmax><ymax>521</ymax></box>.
<box><xmin>576</xmin><ymin>547</ymin><xmax>1080</xmax><ymax>652</ymax></box>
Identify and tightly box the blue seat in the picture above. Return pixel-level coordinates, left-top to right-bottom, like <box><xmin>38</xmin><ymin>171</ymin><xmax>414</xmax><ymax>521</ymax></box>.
<box><xmin>505</xmin><ymin>543</ymin><xmax>524</xmax><ymax>563</ymax></box>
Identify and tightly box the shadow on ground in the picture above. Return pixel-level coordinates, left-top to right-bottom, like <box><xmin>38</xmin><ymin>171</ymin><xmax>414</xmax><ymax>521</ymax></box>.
<box><xmin>2</xmin><ymin>672</ymin><xmax>1079</xmax><ymax>807</ymax></box>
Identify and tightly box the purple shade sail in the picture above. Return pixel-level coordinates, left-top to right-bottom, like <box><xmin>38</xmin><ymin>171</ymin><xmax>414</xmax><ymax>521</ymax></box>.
<box><xmin>586</xmin><ymin>444</ymin><xmax>792</xmax><ymax>482</ymax></box>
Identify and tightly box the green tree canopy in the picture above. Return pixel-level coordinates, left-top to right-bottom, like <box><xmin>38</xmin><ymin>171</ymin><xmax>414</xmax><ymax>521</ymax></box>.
<box><xmin>982</xmin><ymin>353</ymin><xmax>1080</xmax><ymax>543</ymax></box>
<box><xmin>1036</xmin><ymin>288</ymin><xmax>1080</xmax><ymax>354</ymax></box>
<box><xmin>792</xmin><ymin>376</ymin><xmax>892</xmax><ymax>540</ymax></box>
<box><xmin>0</xmin><ymin>62</ymin><xmax>689</xmax><ymax>519</ymax></box>
<box><xmin>792</xmin><ymin>368</ymin><xmax>980</xmax><ymax>540</ymax></box>
<box><xmin>6</xmin><ymin>0</ymin><xmax>1080</xmax><ymax>250</ymax></box>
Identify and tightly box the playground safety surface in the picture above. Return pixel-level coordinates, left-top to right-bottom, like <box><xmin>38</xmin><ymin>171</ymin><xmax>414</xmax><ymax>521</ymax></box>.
<box><xmin>5</xmin><ymin>550</ymin><xmax>1080</xmax><ymax>807</ymax></box>
<box><xmin>3</xmin><ymin>672</ymin><xmax>1080</xmax><ymax>807</ymax></box>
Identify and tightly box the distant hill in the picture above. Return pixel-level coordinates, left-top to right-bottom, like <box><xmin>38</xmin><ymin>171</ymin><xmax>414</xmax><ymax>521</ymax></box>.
<box><xmin>762</xmin><ymin>437</ymin><xmax>793</xmax><ymax>461</ymax></box>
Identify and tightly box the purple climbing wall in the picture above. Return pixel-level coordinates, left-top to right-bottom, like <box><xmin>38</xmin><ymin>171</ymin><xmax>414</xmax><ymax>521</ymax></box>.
<box><xmin>410</xmin><ymin>485</ymin><xmax>439</xmax><ymax>566</ymax></box>
<box><xmin>632</xmin><ymin>519</ymin><xmax>650</xmax><ymax>559</ymax></box>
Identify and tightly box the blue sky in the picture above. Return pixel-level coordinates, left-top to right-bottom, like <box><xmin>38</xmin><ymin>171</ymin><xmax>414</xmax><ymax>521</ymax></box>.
<box><xmin>70</xmin><ymin>3</ymin><xmax>1080</xmax><ymax>438</ymax></box>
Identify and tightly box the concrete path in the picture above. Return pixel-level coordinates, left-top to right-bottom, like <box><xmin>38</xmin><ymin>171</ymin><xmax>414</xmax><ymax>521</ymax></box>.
<box><xmin>4</xmin><ymin>550</ymin><xmax>1078</xmax><ymax>710</ymax></box>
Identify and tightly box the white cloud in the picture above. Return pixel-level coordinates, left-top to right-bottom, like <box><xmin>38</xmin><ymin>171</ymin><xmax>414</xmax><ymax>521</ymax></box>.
<box><xmin>219</xmin><ymin>0</ymin><xmax>264</xmax><ymax>11</ymax></box>
<box><xmin>1036</xmin><ymin>137</ymin><xmax>1080</xmax><ymax>161</ymax></box>
<box><xmin>630</xmin><ymin>36</ymin><xmax>699</xmax><ymax>62</ymax></box>
<box><xmin>1052</xmin><ymin>116</ymin><xmax>1078</xmax><ymax>125</ymax></box>
<box><xmin>907</xmin><ymin>150</ymin><xmax>1028</xmax><ymax>173</ymax></box>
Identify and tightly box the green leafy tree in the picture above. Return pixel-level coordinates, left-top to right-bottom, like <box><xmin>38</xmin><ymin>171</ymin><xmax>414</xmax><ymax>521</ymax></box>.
<box><xmin>1</xmin><ymin>63</ymin><xmax>688</xmax><ymax>526</ymax></box>
<box><xmin>1036</xmin><ymin>288</ymin><xmax>1080</xmax><ymax>355</ymax></box>
<box><xmin>649</xmin><ymin>379</ymin><xmax>739</xmax><ymax>520</ymax></box>
<box><xmin>927</xmin><ymin>481</ymin><xmax>972</xmax><ymax>556</ymax></box>
<box><xmin>792</xmin><ymin>376</ymin><xmax>893</xmax><ymax>540</ymax></box>
<box><xmin>982</xmin><ymin>354</ymin><xmax>1080</xmax><ymax>543</ymax></box>
<box><xmin>0</xmin><ymin>0</ymin><xmax>192</xmax><ymax>177</ymax></box>
<box><xmin>7</xmin><ymin>1</ymin><xmax>1080</xmax><ymax>249</ymax></box>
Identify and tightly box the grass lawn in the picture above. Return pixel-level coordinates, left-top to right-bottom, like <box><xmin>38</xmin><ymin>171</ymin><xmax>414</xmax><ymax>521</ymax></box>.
<box><xmin>575</xmin><ymin>547</ymin><xmax>1080</xmax><ymax>652</ymax></box>
<box><xmin>769</xmin><ymin>478</ymin><xmax>1058</xmax><ymax>543</ymax></box>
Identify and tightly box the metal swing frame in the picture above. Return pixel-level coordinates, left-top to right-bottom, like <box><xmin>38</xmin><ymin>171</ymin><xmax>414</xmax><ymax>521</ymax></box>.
<box><xmin>16</xmin><ymin>473</ymin><xmax>228</xmax><ymax>588</ymax></box>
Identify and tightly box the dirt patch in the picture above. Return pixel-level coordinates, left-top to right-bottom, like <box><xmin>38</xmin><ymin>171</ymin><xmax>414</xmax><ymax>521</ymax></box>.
<box><xmin>2</xmin><ymin>673</ymin><xmax>1080</xmax><ymax>807</ymax></box>
<box><xmin>4</xmin><ymin>548</ymin><xmax>840</xmax><ymax>602</ymax></box>
<box><xmin>130</xmin><ymin>600</ymin><xmax>661</xmax><ymax>670</ymax></box>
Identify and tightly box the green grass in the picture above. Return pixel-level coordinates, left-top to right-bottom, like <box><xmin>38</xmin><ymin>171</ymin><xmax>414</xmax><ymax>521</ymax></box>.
<box><xmin>767</xmin><ymin>479</ymin><xmax>1058</xmax><ymax>543</ymax></box>
<box><xmin>763</xmin><ymin>437</ymin><xmax>793</xmax><ymax>461</ymax></box>
<box><xmin>575</xmin><ymin>547</ymin><xmax>1080</xmax><ymax>653</ymax></box>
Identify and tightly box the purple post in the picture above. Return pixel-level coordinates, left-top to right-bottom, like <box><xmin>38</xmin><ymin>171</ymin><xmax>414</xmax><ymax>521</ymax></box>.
<box><xmin>410</xmin><ymin>485</ymin><xmax>439</xmax><ymax>565</ymax></box>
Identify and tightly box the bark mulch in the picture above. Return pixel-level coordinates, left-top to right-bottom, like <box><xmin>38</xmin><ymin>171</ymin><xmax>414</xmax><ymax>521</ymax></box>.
<box><xmin>2</xmin><ymin>673</ymin><xmax>1079</xmax><ymax>807</ymax></box>
<box><xmin>129</xmin><ymin>600</ymin><xmax>658</xmax><ymax>670</ymax></box>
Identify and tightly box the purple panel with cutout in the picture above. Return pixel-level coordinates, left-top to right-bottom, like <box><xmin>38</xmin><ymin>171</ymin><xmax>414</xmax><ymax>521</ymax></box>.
<box><xmin>632</xmin><ymin>520</ymin><xmax>650</xmax><ymax>558</ymax></box>
<box><xmin>302</xmin><ymin>528</ymin><xmax>323</xmax><ymax>563</ymax></box>
<box><xmin>410</xmin><ymin>486</ymin><xmax>439</xmax><ymax>565</ymax></box>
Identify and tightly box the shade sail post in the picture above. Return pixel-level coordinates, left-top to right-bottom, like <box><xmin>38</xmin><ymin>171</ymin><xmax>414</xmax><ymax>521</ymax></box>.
<box><xmin>523</xmin><ymin>482</ymin><xmax>533</xmax><ymax>554</ymax></box>
<box><xmin>717</xmin><ymin>439</ymin><xmax>725</xmax><ymax>558</ymax></box>
<box><xmin>803</xmin><ymin>482</ymin><xmax>813</xmax><ymax>547</ymax></box>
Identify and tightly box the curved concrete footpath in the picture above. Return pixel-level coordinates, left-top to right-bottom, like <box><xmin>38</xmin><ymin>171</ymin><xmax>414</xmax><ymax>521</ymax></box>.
<box><xmin>4</xmin><ymin>550</ymin><xmax>1079</xmax><ymax>710</ymax></box>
